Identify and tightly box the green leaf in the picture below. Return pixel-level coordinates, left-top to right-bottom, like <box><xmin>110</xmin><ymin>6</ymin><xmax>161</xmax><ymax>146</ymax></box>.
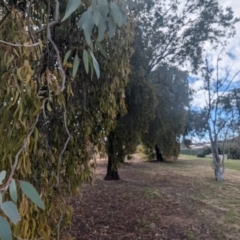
<box><xmin>90</xmin><ymin>51</ymin><xmax>100</xmax><ymax>79</ymax></box>
<box><xmin>62</xmin><ymin>0</ymin><xmax>81</xmax><ymax>22</ymax></box>
<box><xmin>0</xmin><ymin>216</ymin><xmax>12</xmax><ymax>240</ymax></box>
<box><xmin>121</xmin><ymin>1</ymin><xmax>128</xmax><ymax>11</ymax></box>
<box><xmin>108</xmin><ymin>16</ymin><xmax>116</xmax><ymax>38</ymax></box>
<box><xmin>92</xmin><ymin>0</ymin><xmax>100</xmax><ymax>25</ymax></box>
<box><xmin>120</xmin><ymin>8</ymin><xmax>127</xmax><ymax>25</ymax></box>
<box><xmin>97</xmin><ymin>13</ymin><xmax>107</xmax><ymax>42</ymax></box>
<box><xmin>0</xmin><ymin>193</ymin><xmax>2</xmax><ymax>205</ymax></box>
<box><xmin>83</xmin><ymin>50</ymin><xmax>89</xmax><ymax>74</ymax></box>
<box><xmin>98</xmin><ymin>0</ymin><xmax>108</xmax><ymax>20</ymax></box>
<box><xmin>77</xmin><ymin>8</ymin><xmax>94</xmax><ymax>49</ymax></box>
<box><xmin>0</xmin><ymin>170</ymin><xmax>6</xmax><ymax>185</ymax></box>
<box><xmin>127</xmin><ymin>0</ymin><xmax>137</xmax><ymax>8</ymax></box>
<box><xmin>63</xmin><ymin>50</ymin><xmax>72</xmax><ymax>65</ymax></box>
<box><xmin>9</xmin><ymin>179</ymin><xmax>18</xmax><ymax>203</ymax></box>
<box><xmin>95</xmin><ymin>40</ymin><xmax>107</xmax><ymax>58</ymax></box>
<box><xmin>72</xmin><ymin>54</ymin><xmax>80</xmax><ymax>78</ymax></box>
<box><xmin>110</xmin><ymin>2</ymin><xmax>122</xmax><ymax>27</ymax></box>
<box><xmin>19</xmin><ymin>181</ymin><xmax>45</xmax><ymax>210</ymax></box>
<box><xmin>89</xmin><ymin>57</ymin><xmax>94</xmax><ymax>79</ymax></box>
<box><xmin>1</xmin><ymin>201</ymin><xmax>20</xmax><ymax>225</ymax></box>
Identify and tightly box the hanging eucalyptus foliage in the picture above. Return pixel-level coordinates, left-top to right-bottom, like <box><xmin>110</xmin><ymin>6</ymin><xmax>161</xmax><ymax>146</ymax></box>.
<box><xmin>0</xmin><ymin>0</ymin><xmax>136</xmax><ymax>238</ymax></box>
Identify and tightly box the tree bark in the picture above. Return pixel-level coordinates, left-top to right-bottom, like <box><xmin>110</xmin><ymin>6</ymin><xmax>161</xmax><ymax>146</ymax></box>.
<box><xmin>155</xmin><ymin>144</ymin><xmax>163</xmax><ymax>161</ymax></box>
<box><xmin>212</xmin><ymin>142</ymin><xmax>224</xmax><ymax>181</ymax></box>
<box><xmin>104</xmin><ymin>155</ymin><xmax>120</xmax><ymax>180</ymax></box>
<box><xmin>104</xmin><ymin>132</ymin><xmax>120</xmax><ymax>180</ymax></box>
<box><xmin>208</xmin><ymin>124</ymin><xmax>224</xmax><ymax>181</ymax></box>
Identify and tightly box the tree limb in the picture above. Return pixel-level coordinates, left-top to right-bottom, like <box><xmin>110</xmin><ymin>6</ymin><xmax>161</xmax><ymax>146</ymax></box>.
<box><xmin>0</xmin><ymin>40</ymin><xmax>40</xmax><ymax>47</ymax></box>
<box><xmin>0</xmin><ymin>115</ymin><xmax>40</xmax><ymax>193</ymax></box>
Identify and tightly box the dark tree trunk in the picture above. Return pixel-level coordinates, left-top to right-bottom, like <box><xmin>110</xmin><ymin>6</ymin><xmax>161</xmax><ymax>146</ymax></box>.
<box><xmin>155</xmin><ymin>144</ymin><xmax>163</xmax><ymax>161</ymax></box>
<box><xmin>104</xmin><ymin>132</ymin><xmax>120</xmax><ymax>180</ymax></box>
<box><xmin>104</xmin><ymin>155</ymin><xmax>120</xmax><ymax>180</ymax></box>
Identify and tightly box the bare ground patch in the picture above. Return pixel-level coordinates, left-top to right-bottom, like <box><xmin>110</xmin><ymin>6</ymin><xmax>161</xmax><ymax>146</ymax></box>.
<box><xmin>64</xmin><ymin>155</ymin><xmax>240</xmax><ymax>240</ymax></box>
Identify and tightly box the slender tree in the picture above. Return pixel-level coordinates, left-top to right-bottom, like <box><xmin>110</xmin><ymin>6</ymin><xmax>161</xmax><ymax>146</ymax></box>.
<box><xmin>191</xmin><ymin>52</ymin><xmax>240</xmax><ymax>181</ymax></box>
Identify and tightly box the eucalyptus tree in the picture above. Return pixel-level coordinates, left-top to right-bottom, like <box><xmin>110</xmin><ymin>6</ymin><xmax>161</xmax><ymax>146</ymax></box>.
<box><xmin>226</xmin><ymin>88</ymin><xmax>240</xmax><ymax>117</ymax></box>
<box><xmin>102</xmin><ymin>0</ymin><xmax>240</xmax><ymax>176</ymax></box>
<box><xmin>0</xmin><ymin>0</ymin><xmax>136</xmax><ymax>238</ymax></box>
<box><xmin>142</xmin><ymin>65</ymin><xmax>190</xmax><ymax>160</ymax></box>
<box><xmin>136</xmin><ymin>0</ymin><xmax>239</xmax><ymax>73</ymax></box>
<box><xmin>103</xmin><ymin>6</ymin><xmax>158</xmax><ymax>180</ymax></box>
<box><xmin>191</xmin><ymin>53</ymin><xmax>240</xmax><ymax>181</ymax></box>
<box><xmin>132</xmin><ymin>0</ymin><xmax>239</xmax><ymax>161</ymax></box>
<box><xmin>104</xmin><ymin>73</ymin><xmax>157</xmax><ymax>180</ymax></box>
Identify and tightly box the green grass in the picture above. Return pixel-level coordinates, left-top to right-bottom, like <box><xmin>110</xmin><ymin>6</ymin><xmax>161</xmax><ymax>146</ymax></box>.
<box><xmin>224</xmin><ymin>210</ymin><xmax>240</xmax><ymax>224</ymax></box>
<box><xmin>141</xmin><ymin>187</ymin><xmax>162</xmax><ymax>200</ymax></box>
<box><xmin>179</xmin><ymin>154</ymin><xmax>240</xmax><ymax>171</ymax></box>
<box><xmin>225</xmin><ymin>160</ymin><xmax>240</xmax><ymax>171</ymax></box>
<box><xmin>179</xmin><ymin>154</ymin><xmax>212</xmax><ymax>161</ymax></box>
<box><xmin>185</xmin><ymin>230</ymin><xmax>197</xmax><ymax>239</ymax></box>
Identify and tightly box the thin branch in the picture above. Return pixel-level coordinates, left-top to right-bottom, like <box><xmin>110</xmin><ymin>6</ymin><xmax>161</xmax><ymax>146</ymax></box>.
<box><xmin>0</xmin><ymin>12</ymin><xmax>10</xmax><ymax>28</ymax></box>
<box><xmin>0</xmin><ymin>40</ymin><xmax>40</xmax><ymax>47</ymax></box>
<box><xmin>216</xmin><ymin>47</ymin><xmax>224</xmax><ymax>87</ymax></box>
<box><xmin>0</xmin><ymin>115</ymin><xmax>40</xmax><ymax>193</ymax></box>
<box><xmin>56</xmin><ymin>210</ymin><xmax>63</xmax><ymax>240</ymax></box>
<box><xmin>220</xmin><ymin>69</ymin><xmax>240</xmax><ymax>97</ymax></box>
<box><xmin>54</xmin><ymin>0</ymin><xmax>59</xmax><ymax>20</ymax></box>
<box><xmin>1</xmin><ymin>0</ymin><xmax>11</xmax><ymax>12</ymax></box>
<box><xmin>35</xmin><ymin>21</ymin><xmax>59</xmax><ymax>34</ymax></box>
<box><xmin>46</xmin><ymin>0</ymin><xmax>66</xmax><ymax>91</ymax></box>
<box><xmin>44</xmin><ymin>2</ymin><xmax>69</xmax><ymax>237</ymax></box>
<box><xmin>57</xmin><ymin>104</ymin><xmax>71</xmax><ymax>190</ymax></box>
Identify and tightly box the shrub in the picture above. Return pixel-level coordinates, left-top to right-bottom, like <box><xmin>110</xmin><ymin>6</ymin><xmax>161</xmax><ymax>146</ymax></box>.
<box><xmin>227</xmin><ymin>146</ymin><xmax>240</xmax><ymax>160</ymax></box>
<box><xmin>197</xmin><ymin>153</ymin><xmax>205</xmax><ymax>158</ymax></box>
<box><xmin>202</xmin><ymin>147</ymin><xmax>212</xmax><ymax>155</ymax></box>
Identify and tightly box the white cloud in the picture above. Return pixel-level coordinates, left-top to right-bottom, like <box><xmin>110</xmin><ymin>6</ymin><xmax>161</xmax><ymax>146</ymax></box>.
<box><xmin>192</xmin><ymin>90</ymin><xmax>207</xmax><ymax>108</ymax></box>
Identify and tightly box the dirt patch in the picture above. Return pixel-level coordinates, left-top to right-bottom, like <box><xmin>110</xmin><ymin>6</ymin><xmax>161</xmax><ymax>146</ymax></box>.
<box><xmin>63</xmin><ymin>155</ymin><xmax>240</xmax><ymax>239</ymax></box>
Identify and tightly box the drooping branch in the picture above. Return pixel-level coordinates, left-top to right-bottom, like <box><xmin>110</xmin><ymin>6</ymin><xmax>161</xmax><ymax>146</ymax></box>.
<box><xmin>0</xmin><ymin>39</ymin><xmax>40</xmax><ymax>47</ymax></box>
<box><xmin>0</xmin><ymin>12</ymin><xmax>10</xmax><ymax>27</ymax></box>
<box><xmin>45</xmin><ymin>0</ymin><xmax>70</xmax><ymax>194</ymax></box>
<box><xmin>56</xmin><ymin>103</ymin><xmax>71</xmax><ymax>190</ymax></box>
<box><xmin>0</xmin><ymin>115</ymin><xmax>40</xmax><ymax>193</ymax></box>
<box><xmin>46</xmin><ymin>0</ymin><xmax>66</xmax><ymax>91</ymax></box>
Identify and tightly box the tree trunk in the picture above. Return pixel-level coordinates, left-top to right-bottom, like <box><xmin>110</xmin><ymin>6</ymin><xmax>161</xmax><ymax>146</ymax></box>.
<box><xmin>212</xmin><ymin>142</ymin><xmax>224</xmax><ymax>181</ymax></box>
<box><xmin>104</xmin><ymin>132</ymin><xmax>120</xmax><ymax>180</ymax></box>
<box><xmin>104</xmin><ymin>155</ymin><xmax>120</xmax><ymax>180</ymax></box>
<box><xmin>155</xmin><ymin>144</ymin><xmax>163</xmax><ymax>161</ymax></box>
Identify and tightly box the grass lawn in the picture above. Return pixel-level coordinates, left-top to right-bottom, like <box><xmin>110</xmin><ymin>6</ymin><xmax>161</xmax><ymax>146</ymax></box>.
<box><xmin>180</xmin><ymin>153</ymin><xmax>240</xmax><ymax>171</ymax></box>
